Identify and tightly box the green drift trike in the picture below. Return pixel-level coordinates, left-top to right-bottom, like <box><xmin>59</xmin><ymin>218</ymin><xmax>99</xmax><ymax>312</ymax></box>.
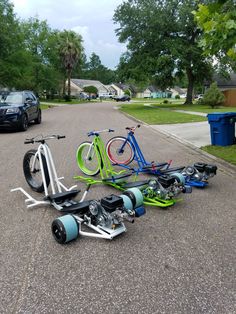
<box><xmin>74</xmin><ymin>129</ymin><xmax>192</xmax><ymax>208</ymax></box>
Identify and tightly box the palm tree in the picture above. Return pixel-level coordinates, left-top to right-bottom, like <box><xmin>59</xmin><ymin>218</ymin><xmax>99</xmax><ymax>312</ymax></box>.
<box><xmin>58</xmin><ymin>30</ymin><xmax>83</xmax><ymax>100</ymax></box>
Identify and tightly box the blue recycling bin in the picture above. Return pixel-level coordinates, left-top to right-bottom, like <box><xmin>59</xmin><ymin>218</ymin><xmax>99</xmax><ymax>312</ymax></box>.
<box><xmin>207</xmin><ymin>112</ymin><xmax>236</xmax><ymax>146</ymax></box>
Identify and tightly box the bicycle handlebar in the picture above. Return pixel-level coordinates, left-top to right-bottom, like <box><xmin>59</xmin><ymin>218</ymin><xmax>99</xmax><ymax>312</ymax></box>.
<box><xmin>24</xmin><ymin>135</ymin><xmax>66</xmax><ymax>144</ymax></box>
<box><xmin>87</xmin><ymin>129</ymin><xmax>114</xmax><ymax>137</ymax></box>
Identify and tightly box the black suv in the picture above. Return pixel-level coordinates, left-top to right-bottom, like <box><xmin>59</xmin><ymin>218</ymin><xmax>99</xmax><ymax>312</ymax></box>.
<box><xmin>0</xmin><ymin>91</ymin><xmax>41</xmax><ymax>131</ymax></box>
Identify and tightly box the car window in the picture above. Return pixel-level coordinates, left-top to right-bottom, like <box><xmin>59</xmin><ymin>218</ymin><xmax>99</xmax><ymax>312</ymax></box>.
<box><xmin>25</xmin><ymin>93</ymin><xmax>34</xmax><ymax>101</ymax></box>
<box><xmin>5</xmin><ymin>93</ymin><xmax>23</xmax><ymax>104</ymax></box>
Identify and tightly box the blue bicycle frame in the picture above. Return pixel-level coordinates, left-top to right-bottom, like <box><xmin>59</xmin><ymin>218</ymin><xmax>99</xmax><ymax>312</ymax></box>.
<box><xmin>111</xmin><ymin>127</ymin><xmax>208</xmax><ymax>188</ymax></box>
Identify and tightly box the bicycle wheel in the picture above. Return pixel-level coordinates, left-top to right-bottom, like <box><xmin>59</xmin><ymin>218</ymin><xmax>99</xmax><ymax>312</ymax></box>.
<box><xmin>76</xmin><ymin>141</ymin><xmax>100</xmax><ymax>176</ymax></box>
<box><xmin>23</xmin><ymin>149</ymin><xmax>50</xmax><ymax>192</ymax></box>
<box><xmin>106</xmin><ymin>136</ymin><xmax>134</xmax><ymax>165</ymax></box>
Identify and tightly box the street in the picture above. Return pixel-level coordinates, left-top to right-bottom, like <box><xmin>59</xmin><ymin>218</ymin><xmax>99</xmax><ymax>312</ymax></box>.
<box><xmin>0</xmin><ymin>101</ymin><xmax>235</xmax><ymax>314</ymax></box>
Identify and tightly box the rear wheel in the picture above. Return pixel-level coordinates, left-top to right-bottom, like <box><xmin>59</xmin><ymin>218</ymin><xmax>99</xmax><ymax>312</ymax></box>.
<box><xmin>76</xmin><ymin>141</ymin><xmax>100</xmax><ymax>176</ymax></box>
<box><xmin>106</xmin><ymin>136</ymin><xmax>134</xmax><ymax>165</ymax></box>
<box><xmin>51</xmin><ymin>215</ymin><xmax>79</xmax><ymax>244</ymax></box>
<box><xmin>23</xmin><ymin>149</ymin><xmax>50</xmax><ymax>192</ymax></box>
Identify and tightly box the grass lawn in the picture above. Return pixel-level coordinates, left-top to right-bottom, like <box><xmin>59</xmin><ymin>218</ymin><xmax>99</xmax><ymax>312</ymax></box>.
<box><xmin>201</xmin><ymin>145</ymin><xmax>236</xmax><ymax>165</ymax></box>
<box><xmin>120</xmin><ymin>103</ymin><xmax>206</xmax><ymax>124</ymax></box>
<box><xmin>40</xmin><ymin>104</ymin><xmax>50</xmax><ymax>109</ymax></box>
<box><xmin>154</xmin><ymin>103</ymin><xmax>236</xmax><ymax>113</ymax></box>
<box><xmin>42</xmin><ymin>99</ymin><xmax>97</xmax><ymax>105</ymax></box>
<box><xmin>120</xmin><ymin>101</ymin><xmax>236</xmax><ymax>124</ymax></box>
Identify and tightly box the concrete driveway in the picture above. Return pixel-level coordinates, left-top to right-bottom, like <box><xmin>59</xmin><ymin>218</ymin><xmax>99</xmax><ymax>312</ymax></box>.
<box><xmin>151</xmin><ymin>121</ymin><xmax>211</xmax><ymax>148</ymax></box>
<box><xmin>0</xmin><ymin>102</ymin><xmax>235</xmax><ymax>314</ymax></box>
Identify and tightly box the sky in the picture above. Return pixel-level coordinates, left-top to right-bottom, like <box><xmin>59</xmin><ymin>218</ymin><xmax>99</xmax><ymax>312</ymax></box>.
<box><xmin>11</xmin><ymin>0</ymin><xmax>126</xmax><ymax>69</ymax></box>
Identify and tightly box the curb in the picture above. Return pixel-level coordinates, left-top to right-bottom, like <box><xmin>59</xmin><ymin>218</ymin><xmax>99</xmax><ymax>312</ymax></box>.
<box><xmin>120</xmin><ymin>109</ymin><xmax>236</xmax><ymax>178</ymax></box>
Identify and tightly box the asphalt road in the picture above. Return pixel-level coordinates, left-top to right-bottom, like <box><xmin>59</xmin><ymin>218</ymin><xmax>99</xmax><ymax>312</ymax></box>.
<box><xmin>0</xmin><ymin>102</ymin><xmax>235</xmax><ymax>314</ymax></box>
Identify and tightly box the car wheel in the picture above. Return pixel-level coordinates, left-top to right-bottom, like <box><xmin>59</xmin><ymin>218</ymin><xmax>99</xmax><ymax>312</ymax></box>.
<box><xmin>35</xmin><ymin>109</ymin><xmax>41</xmax><ymax>124</ymax></box>
<box><xmin>19</xmin><ymin>114</ymin><xmax>28</xmax><ymax>131</ymax></box>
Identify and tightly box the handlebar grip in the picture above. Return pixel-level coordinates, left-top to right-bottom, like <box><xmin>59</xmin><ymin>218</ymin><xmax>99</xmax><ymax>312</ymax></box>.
<box><xmin>57</xmin><ymin>135</ymin><xmax>66</xmax><ymax>139</ymax></box>
<box><xmin>137</xmin><ymin>124</ymin><xmax>141</xmax><ymax>128</ymax></box>
<box><xmin>87</xmin><ymin>131</ymin><xmax>94</xmax><ymax>137</ymax></box>
<box><xmin>109</xmin><ymin>129</ymin><xmax>115</xmax><ymax>132</ymax></box>
<box><xmin>24</xmin><ymin>139</ymin><xmax>34</xmax><ymax>144</ymax></box>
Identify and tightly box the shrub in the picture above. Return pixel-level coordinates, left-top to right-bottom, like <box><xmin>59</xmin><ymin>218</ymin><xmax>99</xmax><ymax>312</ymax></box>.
<box><xmin>124</xmin><ymin>89</ymin><xmax>131</xmax><ymax>96</ymax></box>
<box><xmin>163</xmin><ymin>99</ymin><xmax>169</xmax><ymax>104</ymax></box>
<box><xmin>203</xmin><ymin>82</ymin><xmax>225</xmax><ymax>108</ymax></box>
<box><xmin>175</xmin><ymin>94</ymin><xmax>180</xmax><ymax>99</ymax></box>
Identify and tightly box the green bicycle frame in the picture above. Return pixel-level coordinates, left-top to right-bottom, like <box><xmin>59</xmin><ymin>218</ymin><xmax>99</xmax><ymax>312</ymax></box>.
<box><xmin>75</xmin><ymin>132</ymin><xmax>176</xmax><ymax>208</ymax></box>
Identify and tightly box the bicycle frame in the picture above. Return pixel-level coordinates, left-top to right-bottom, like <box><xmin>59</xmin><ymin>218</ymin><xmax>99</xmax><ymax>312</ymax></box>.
<box><xmin>11</xmin><ymin>141</ymin><xmax>87</xmax><ymax>210</ymax></box>
<box><xmin>111</xmin><ymin>129</ymin><xmax>210</xmax><ymax>188</ymax></box>
<box><xmin>75</xmin><ymin>131</ymin><xmax>176</xmax><ymax>208</ymax></box>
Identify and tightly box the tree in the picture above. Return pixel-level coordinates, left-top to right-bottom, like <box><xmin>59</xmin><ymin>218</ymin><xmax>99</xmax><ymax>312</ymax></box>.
<box><xmin>83</xmin><ymin>85</ymin><xmax>98</xmax><ymax>98</ymax></box>
<box><xmin>0</xmin><ymin>0</ymin><xmax>29</xmax><ymax>88</ymax></box>
<box><xmin>58</xmin><ymin>30</ymin><xmax>83</xmax><ymax>100</ymax></box>
<box><xmin>203</xmin><ymin>82</ymin><xmax>225</xmax><ymax>108</ymax></box>
<box><xmin>194</xmin><ymin>0</ymin><xmax>236</xmax><ymax>71</ymax></box>
<box><xmin>84</xmin><ymin>52</ymin><xmax>116</xmax><ymax>84</ymax></box>
<box><xmin>113</xmin><ymin>0</ymin><xmax>213</xmax><ymax>104</ymax></box>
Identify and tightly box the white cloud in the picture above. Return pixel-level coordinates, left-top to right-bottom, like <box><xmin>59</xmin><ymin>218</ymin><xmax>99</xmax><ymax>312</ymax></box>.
<box><xmin>11</xmin><ymin>0</ymin><xmax>125</xmax><ymax>68</ymax></box>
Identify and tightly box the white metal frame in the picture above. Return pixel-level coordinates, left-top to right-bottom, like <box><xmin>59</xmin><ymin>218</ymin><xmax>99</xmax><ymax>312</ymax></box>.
<box><xmin>11</xmin><ymin>136</ymin><xmax>127</xmax><ymax>240</ymax></box>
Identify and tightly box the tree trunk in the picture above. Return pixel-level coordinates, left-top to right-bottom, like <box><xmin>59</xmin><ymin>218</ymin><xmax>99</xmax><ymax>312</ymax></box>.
<box><xmin>185</xmin><ymin>68</ymin><xmax>195</xmax><ymax>105</ymax></box>
<box><xmin>67</xmin><ymin>69</ymin><xmax>71</xmax><ymax>100</ymax></box>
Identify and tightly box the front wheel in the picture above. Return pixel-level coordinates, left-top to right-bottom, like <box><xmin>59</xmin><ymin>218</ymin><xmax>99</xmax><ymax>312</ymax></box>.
<box><xmin>106</xmin><ymin>136</ymin><xmax>134</xmax><ymax>165</ymax></box>
<box><xmin>35</xmin><ymin>109</ymin><xmax>41</xmax><ymax>124</ymax></box>
<box><xmin>76</xmin><ymin>141</ymin><xmax>100</xmax><ymax>176</ymax></box>
<box><xmin>23</xmin><ymin>149</ymin><xmax>50</xmax><ymax>192</ymax></box>
<box><xmin>19</xmin><ymin>114</ymin><xmax>28</xmax><ymax>131</ymax></box>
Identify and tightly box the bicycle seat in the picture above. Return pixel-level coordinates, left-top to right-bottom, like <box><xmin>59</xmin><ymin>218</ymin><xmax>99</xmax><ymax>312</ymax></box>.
<box><xmin>102</xmin><ymin>172</ymin><xmax>133</xmax><ymax>184</ymax></box>
<box><xmin>142</xmin><ymin>162</ymin><xmax>169</xmax><ymax>170</ymax></box>
<box><xmin>45</xmin><ymin>189</ymin><xmax>80</xmax><ymax>204</ymax></box>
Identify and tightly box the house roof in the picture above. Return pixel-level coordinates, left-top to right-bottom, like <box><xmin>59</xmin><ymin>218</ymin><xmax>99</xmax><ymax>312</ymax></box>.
<box><xmin>206</xmin><ymin>73</ymin><xmax>236</xmax><ymax>88</ymax></box>
<box><xmin>71</xmin><ymin>79</ymin><xmax>109</xmax><ymax>92</ymax></box>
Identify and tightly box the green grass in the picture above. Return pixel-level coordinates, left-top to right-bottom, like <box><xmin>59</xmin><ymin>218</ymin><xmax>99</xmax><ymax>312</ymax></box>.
<box><xmin>42</xmin><ymin>99</ymin><xmax>97</xmax><ymax>105</ymax></box>
<box><xmin>40</xmin><ymin>104</ymin><xmax>50</xmax><ymax>109</ymax></box>
<box><xmin>120</xmin><ymin>104</ymin><xmax>206</xmax><ymax>124</ymax></box>
<box><xmin>154</xmin><ymin>103</ymin><xmax>236</xmax><ymax>113</ymax></box>
<box><xmin>120</xmin><ymin>102</ymin><xmax>236</xmax><ymax>124</ymax></box>
<box><xmin>201</xmin><ymin>145</ymin><xmax>236</xmax><ymax>165</ymax></box>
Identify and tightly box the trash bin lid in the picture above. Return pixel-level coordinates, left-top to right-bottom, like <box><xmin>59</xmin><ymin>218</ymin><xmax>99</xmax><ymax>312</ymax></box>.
<box><xmin>207</xmin><ymin>112</ymin><xmax>236</xmax><ymax>122</ymax></box>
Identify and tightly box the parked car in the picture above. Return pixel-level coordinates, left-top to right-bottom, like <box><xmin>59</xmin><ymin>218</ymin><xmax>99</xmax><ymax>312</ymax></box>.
<box><xmin>195</xmin><ymin>94</ymin><xmax>203</xmax><ymax>100</ymax></box>
<box><xmin>115</xmin><ymin>95</ymin><xmax>131</xmax><ymax>102</ymax></box>
<box><xmin>0</xmin><ymin>91</ymin><xmax>41</xmax><ymax>131</ymax></box>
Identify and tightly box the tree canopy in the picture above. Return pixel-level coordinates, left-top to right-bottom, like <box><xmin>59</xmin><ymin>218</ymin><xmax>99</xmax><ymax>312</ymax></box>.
<box><xmin>114</xmin><ymin>0</ymin><xmax>213</xmax><ymax>104</ymax></box>
<box><xmin>194</xmin><ymin>0</ymin><xmax>236</xmax><ymax>71</ymax></box>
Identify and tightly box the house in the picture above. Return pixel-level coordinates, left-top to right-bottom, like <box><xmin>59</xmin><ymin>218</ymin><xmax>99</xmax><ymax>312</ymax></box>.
<box><xmin>170</xmin><ymin>86</ymin><xmax>187</xmax><ymax>98</ymax></box>
<box><xmin>205</xmin><ymin>73</ymin><xmax>236</xmax><ymax>107</ymax></box>
<box><xmin>113</xmin><ymin>83</ymin><xmax>136</xmax><ymax>97</ymax></box>
<box><xmin>136</xmin><ymin>87</ymin><xmax>152</xmax><ymax>98</ymax></box>
<box><xmin>66</xmin><ymin>79</ymin><xmax>110</xmax><ymax>98</ymax></box>
<box><xmin>149</xmin><ymin>86</ymin><xmax>172</xmax><ymax>98</ymax></box>
<box><xmin>105</xmin><ymin>84</ymin><xmax>123</xmax><ymax>97</ymax></box>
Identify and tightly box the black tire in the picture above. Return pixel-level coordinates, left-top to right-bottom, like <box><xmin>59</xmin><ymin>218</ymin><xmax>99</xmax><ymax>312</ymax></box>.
<box><xmin>19</xmin><ymin>114</ymin><xmax>28</xmax><ymax>131</ymax></box>
<box><xmin>35</xmin><ymin>109</ymin><xmax>42</xmax><ymax>124</ymax></box>
<box><xmin>106</xmin><ymin>136</ymin><xmax>135</xmax><ymax>165</ymax></box>
<box><xmin>23</xmin><ymin>149</ymin><xmax>50</xmax><ymax>192</ymax></box>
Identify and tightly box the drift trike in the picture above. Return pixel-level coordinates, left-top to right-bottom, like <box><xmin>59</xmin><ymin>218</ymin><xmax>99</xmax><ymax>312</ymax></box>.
<box><xmin>106</xmin><ymin>125</ymin><xmax>217</xmax><ymax>188</ymax></box>
<box><xmin>11</xmin><ymin>135</ymin><xmax>145</xmax><ymax>244</ymax></box>
<box><xmin>75</xmin><ymin>129</ymin><xmax>192</xmax><ymax>209</ymax></box>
